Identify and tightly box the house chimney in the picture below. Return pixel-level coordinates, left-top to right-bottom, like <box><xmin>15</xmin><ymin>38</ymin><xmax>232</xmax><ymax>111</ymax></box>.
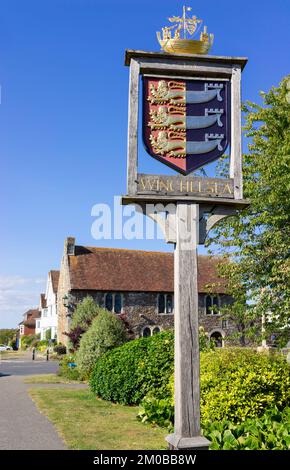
<box><xmin>65</xmin><ymin>237</ymin><xmax>75</xmax><ymax>256</ymax></box>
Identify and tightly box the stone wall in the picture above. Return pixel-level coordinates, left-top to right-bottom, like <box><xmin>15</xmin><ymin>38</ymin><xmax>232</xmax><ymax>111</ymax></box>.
<box><xmin>57</xmin><ymin>239</ymin><xmax>73</xmax><ymax>345</ymax></box>
<box><xmin>63</xmin><ymin>290</ymin><xmax>236</xmax><ymax>343</ymax></box>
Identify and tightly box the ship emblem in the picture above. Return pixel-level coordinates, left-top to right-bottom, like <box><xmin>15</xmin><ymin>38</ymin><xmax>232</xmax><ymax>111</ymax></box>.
<box><xmin>143</xmin><ymin>77</ymin><xmax>230</xmax><ymax>175</ymax></box>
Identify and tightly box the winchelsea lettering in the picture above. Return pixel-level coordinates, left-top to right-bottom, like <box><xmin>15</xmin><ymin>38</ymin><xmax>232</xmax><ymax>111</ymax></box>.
<box><xmin>137</xmin><ymin>174</ymin><xmax>234</xmax><ymax>198</ymax></box>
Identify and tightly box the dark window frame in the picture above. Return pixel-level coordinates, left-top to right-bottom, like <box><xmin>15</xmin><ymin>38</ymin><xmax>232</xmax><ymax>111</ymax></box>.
<box><xmin>104</xmin><ymin>292</ymin><xmax>123</xmax><ymax>314</ymax></box>
<box><xmin>158</xmin><ymin>293</ymin><xmax>174</xmax><ymax>314</ymax></box>
<box><xmin>205</xmin><ymin>295</ymin><xmax>221</xmax><ymax>315</ymax></box>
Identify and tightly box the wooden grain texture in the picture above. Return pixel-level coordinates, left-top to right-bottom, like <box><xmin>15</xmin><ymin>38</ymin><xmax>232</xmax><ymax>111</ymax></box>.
<box><xmin>127</xmin><ymin>59</ymin><xmax>139</xmax><ymax>195</ymax></box>
<box><xmin>199</xmin><ymin>205</ymin><xmax>238</xmax><ymax>244</ymax></box>
<box><xmin>121</xmin><ymin>194</ymin><xmax>250</xmax><ymax>208</ymax></box>
<box><xmin>174</xmin><ymin>203</ymin><xmax>200</xmax><ymax>437</ymax></box>
<box><xmin>230</xmin><ymin>66</ymin><xmax>243</xmax><ymax>199</ymax></box>
<box><xmin>137</xmin><ymin>174</ymin><xmax>234</xmax><ymax>199</ymax></box>
<box><xmin>125</xmin><ymin>50</ymin><xmax>248</xmax><ymax>70</ymax></box>
<box><xmin>137</xmin><ymin>59</ymin><xmax>233</xmax><ymax>78</ymax></box>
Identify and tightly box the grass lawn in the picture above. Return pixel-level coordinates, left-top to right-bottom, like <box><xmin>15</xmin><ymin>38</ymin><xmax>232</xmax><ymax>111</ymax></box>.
<box><xmin>24</xmin><ymin>374</ymin><xmax>82</xmax><ymax>384</ymax></box>
<box><xmin>29</xmin><ymin>388</ymin><xmax>167</xmax><ymax>450</ymax></box>
<box><xmin>0</xmin><ymin>350</ymin><xmax>27</xmax><ymax>360</ymax></box>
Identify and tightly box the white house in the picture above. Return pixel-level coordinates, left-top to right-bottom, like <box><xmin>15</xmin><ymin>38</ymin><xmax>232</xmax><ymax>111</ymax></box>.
<box><xmin>39</xmin><ymin>270</ymin><xmax>59</xmax><ymax>341</ymax></box>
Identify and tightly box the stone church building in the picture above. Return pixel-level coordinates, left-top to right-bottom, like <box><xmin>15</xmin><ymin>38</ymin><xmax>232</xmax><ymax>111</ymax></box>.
<box><xmin>57</xmin><ymin>237</ymin><xmax>234</xmax><ymax>347</ymax></box>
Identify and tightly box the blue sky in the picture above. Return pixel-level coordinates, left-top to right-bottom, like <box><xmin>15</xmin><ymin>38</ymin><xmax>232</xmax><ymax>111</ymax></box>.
<box><xmin>0</xmin><ymin>0</ymin><xmax>289</xmax><ymax>327</ymax></box>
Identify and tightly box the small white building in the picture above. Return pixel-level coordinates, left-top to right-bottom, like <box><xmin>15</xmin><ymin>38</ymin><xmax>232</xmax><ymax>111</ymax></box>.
<box><xmin>39</xmin><ymin>270</ymin><xmax>59</xmax><ymax>341</ymax></box>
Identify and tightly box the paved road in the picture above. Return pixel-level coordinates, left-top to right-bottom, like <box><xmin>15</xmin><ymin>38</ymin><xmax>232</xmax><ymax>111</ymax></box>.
<box><xmin>0</xmin><ymin>359</ymin><xmax>59</xmax><ymax>376</ymax></box>
<box><xmin>0</xmin><ymin>355</ymin><xmax>66</xmax><ymax>450</ymax></box>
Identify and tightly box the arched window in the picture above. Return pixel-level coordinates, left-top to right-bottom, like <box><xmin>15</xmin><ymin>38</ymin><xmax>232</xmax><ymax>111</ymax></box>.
<box><xmin>105</xmin><ymin>293</ymin><xmax>113</xmax><ymax>312</ymax></box>
<box><xmin>142</xmin><ymin>326</ymin><xmax>161</xmax><ymax>337</ymax></box>
<box><xmin>152</xmin><ymin>326</ymin><xmax>160</xmax><ymax>335</ymax></box>
<box><xmin>210</xmin><ymin>331</ymin><xmax>223</xmax><ymax>348</ymax></box>
<box><xmin>104</xmin><ymin>292</ymin><xmax>123</xmax><ymax>314</ymax></box>
<box><xmin>142</xmin><ymin>327</ymin><xmax>151</xmax><ymax>338</ymax></box>
<box><xmin>158</xmin><ymin>294</ymin><xmax>174</xmax><ymax>314</ymax></box>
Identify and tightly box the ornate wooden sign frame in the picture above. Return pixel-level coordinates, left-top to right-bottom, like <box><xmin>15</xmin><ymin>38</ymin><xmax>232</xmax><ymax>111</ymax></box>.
<box><xmin>124</xmin><ymin>50</ymin><xmax>248</xmax><ymax>203</ymax></box>
<box><xmin>122</xmin><ymin>49</ymin><xmax>249</xmax><ymax>450</ymax></box>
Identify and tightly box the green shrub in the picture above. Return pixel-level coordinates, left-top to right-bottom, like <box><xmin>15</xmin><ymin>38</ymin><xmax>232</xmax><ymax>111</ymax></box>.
<box><xmin>71</xmin><ymin>296</ymin><xmax>99</xmax><ymax>330</ymax></box>
<box><xmin>53</xmin><ymin>344</ymin><xmax>67</xmax><ymax>355</ymax></box>
<box><xmin>58</xmin><ymin>354</ymin><xmax>80</xmax><ymax>381</ymax></box>
<box><xmin>21</xmin><ymin>334</ymin><xmax>40</xmax><ymax>350</ymax></box>
<box><xmin>67</xmin><ymin>297</ymin><xmax>101</xmax><ymax>350</ymax></box>
<box><xmin>199</xmin><ymin>326</ymin><xmax>215</xmax><ymax>352</ymax></box>
<box><xmin>138</xmin><ymin>348</ymin><xmax>290</xmax><ymax>428</ymax></box>
<box><xmin>89</xmin><ymin>328</ymin><xmax>214</xmax><ymax>405</ymax></box>
<box><xmin>138</xmin><ymin>394</ymin><xmax>174</xmax><ymax>431</ymax></box>
<box><xmin>204</xmin><ymin>407</ymin><xmax>290</xmax><ymax>450</ymax></box>
<box><xmin>90</xmin><ymin>331</ymin><xmax>174</xmax><ymax>404</ymax></box>
<box><xmin>76</xmin><ymin>309</ymin><xmax>127</xmax><ymax>379</ymax></box>
<box><xmin>35</xmin><ymin>339</ymin><xmax>49</xmax><ymax>351</ymax></box>
<box><xmin>45</xmin><ymin>328</ymin><xmax>51</xmax><ymax>341</ymax></box>
<box><xmin>200</xmin><ymin>348</ymin><xmax>290</xmax><ymax>423</ymax></box>
<box><xmin>9</xmin><ymin>339</ymin><xmax>17</xmax><ymax>350</ymax></box>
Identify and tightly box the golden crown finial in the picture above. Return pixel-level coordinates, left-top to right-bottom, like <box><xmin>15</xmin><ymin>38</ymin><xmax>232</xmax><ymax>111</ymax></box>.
<box><xmin>157</xmin><ymin>6</ymin><xmax>214</xmax><ymax>55</ymax></box>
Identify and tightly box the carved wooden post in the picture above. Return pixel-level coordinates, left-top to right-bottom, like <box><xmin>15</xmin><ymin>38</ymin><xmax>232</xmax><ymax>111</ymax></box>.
<box><xmin>123</xmin><ymin>47</ymin><xmax>248</xmax><ymax>451</ymax></box>
<box><xmin>166</xmin><ymin>203</ymin><xmax>210</xmax><ymax>449</ymax></box>
<box><xmin>127</xmin><ymin>59</ymin><xmax>139</xmax><ymax>196</ymax></box>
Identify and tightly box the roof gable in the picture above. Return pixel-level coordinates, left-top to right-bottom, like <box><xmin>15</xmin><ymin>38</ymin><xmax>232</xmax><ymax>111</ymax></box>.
<box><xmin>50</xmin><ymin>270</ymin><xmax>60</xmax><ymax>293</ymax></box>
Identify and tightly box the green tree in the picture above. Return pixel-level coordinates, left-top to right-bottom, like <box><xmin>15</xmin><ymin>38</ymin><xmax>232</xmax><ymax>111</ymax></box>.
<box><xmin>76</xmin><ymin>309</ymin><xmax>127</xmax><ymax>379</ymax></box>
<box><xmin>207</xmin><ymin>76</ymin><xmax>290</xmax><ymax>343</ymax></box>
<box><xmin>0</xmin><ymin>329</ymin><xmax>16</xmax><ymax>345</ymax></box>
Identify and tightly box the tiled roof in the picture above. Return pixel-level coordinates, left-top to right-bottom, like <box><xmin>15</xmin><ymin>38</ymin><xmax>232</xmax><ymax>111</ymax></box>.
<box><xmin>68</xmin><ymin>246</ymin><xmax>227</xmax><ymax>293</ymax></box>
<box><xmin>50</xmin><ymin>270</ymin><xmax>60</xmax><ymax>294</ymax></box>
<box><xmin>23</xmin><ymin>309</ymin><xmax>40</xmax><ymax>327</ymax></box>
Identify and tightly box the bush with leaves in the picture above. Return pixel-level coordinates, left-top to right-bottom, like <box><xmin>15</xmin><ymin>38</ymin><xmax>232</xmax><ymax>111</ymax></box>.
<box><xmin>58</xmin><ymin>354</ymin><xmax>80</xmax><ymax>381</ymax></box>
<box><xmin>35</xmin><ymin>339</ymin><xmax>49</xmax><ymax>351</ymax></box>
<box><xmin>138</xmin><ymin>348</ymin><xmax>290</xmax><ymax>428</ymax></box>
<box><xmin>204</xmin><ymin>407</ymin><xmax>290</xmax><ymax>450</ymax></box>
<box><xmin>90</xmin><ymin>331</ymin><xmax>174</xmax><ymax>404</ymax></box>
<box><xmin>76</xmin><ymin>309</ymin><xmax>127</xmax><ymax>379</ymax></box>
<box><xmin>20</xmin><ymin>334</ymin><xmax>40</xmax><ymax>350</ymax></box>
<box><xmin>90</xmin><ymin>328</ymin><xmax>214</xmax><ymax>405</ymax></box>
<box><xmin>66</xmin><ymin>296</ymin><xmax>99</xmax><ymax>350</ymax></box>
<box><xmin>53</xmin><ymin>343</ymin><xmax>67</xmax><ymax>355</ymax></box>
<box><xmin>45</xmin><ymin>328</ymin><xmax>51</xmax><ymax>341</ymax></box>
<box><xmin>200</xmin><ymin>348</ymin><xmax>290</xmax><ymax>423</ymax></box>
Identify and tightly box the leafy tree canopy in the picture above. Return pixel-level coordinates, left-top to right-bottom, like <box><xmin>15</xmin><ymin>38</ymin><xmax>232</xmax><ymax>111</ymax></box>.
<box><xmin>207</xmin><ymin>75</ymin><xmax>290</xmax><ymax>343</ymax></box>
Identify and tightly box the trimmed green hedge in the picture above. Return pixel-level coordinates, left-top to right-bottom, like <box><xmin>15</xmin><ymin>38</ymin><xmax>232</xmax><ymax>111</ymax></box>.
<box><xmin>90</xmin><ymin>331</ymin><xmax>174</xmax><ymax>405</ymax></box>
<box><xmin>200</xmin><ymin>348</ymin><xmax>290</xmax><ymax>423</ymax></box>
<box><xmin>138</xmin><ymin>348</ymin><xmax>290</xmax><ymax>427</ymax></box>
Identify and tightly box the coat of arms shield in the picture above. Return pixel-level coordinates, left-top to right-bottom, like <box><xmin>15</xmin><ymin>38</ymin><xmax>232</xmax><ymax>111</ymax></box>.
<box><xmin>143</xmin><ymin>77</ymin><xmax>231</xmax><ymax>175</ymax></box>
